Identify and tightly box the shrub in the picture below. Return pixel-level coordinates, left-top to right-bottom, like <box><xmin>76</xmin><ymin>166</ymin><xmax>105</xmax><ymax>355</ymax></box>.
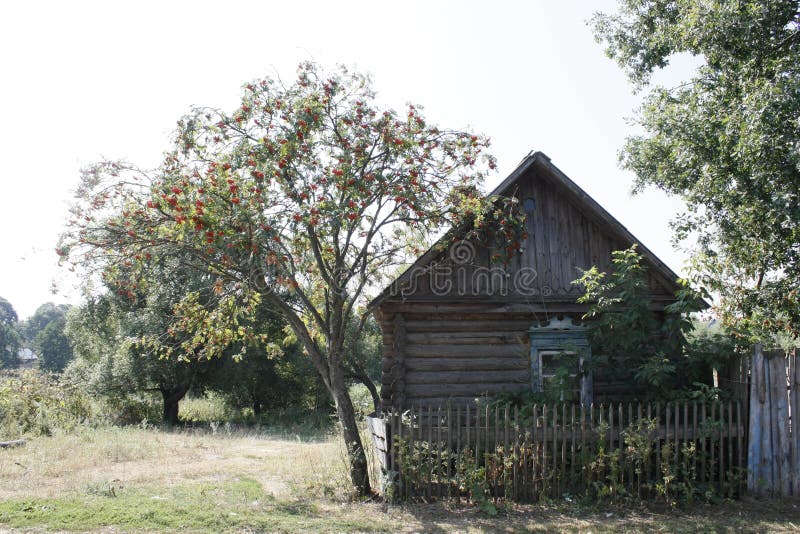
<box><xmin>574</xmin><ymin>246</ymin><xmax>743</xmax><ymax>401</ymax></box>
<box><xmin>0</xmin><ymin>369</ymin><xmax>94</xmax><ymax>437</ymax></box>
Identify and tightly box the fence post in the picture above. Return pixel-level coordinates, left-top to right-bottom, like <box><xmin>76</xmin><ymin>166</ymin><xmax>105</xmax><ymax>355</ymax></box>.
<box><xmin>395</xmin><ymin>409</ymin><xmax>403</xmax><ymax>499</ymax></box>
<box><xmin>748</xmin><ymin>343</ymin><xmax>770</xmax><ymax>495</ymax></box>
<box><xmin>513</xmin><ymin>405</ymin><xmax>520</xmax><ymax>501</ymax></box>
<box><xmin>747</xmin><ymin>343</ymin><xmax>793</xmax><ymax>497</ymax></box>
<box><xmin>791</xmin><ymin>348</ymin><xmax>800</xmax><ymax>497</ymax></box>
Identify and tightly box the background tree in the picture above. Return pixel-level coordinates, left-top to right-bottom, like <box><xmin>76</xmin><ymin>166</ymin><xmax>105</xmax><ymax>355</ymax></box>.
<box><xmin>22</xmin><ymin>303</ymin><xmax>74</xmax><ymax>372</ymax></box>
<box><xmin>0</xmin><ymin>297</ymin><xmax>21</xmax><ymax>369</ymax></box>
<box><xmin>209</xmin><ymin>299</ymin><xmax>329</xmax><ymax>418</ymax></box>
<box><xmin>34</xmin><ymin>316</ymin><xmax>73</xmax><ymax>372</ymax></box>
<box><xmin>65</xmin><ymin>260</ymin><xmax>226</xmax><ymax>425</ymax></box>
<box><xmin>22</xmin><ymin>303</ymin><xmax>71</xmax><ymax>342</ymax></box>
<box><xmin>0</xmin><ymin>297</ymin><xmax>19</xmax><ymax>326</ymax></box>
<box><xmin>60</xmin><ymin>62</ymin><xmax>524</xmax><ymax>494</ymax></box>
<box><xmin>65</xmin><ymin>296</ymin><xmax>210</xmax><ymax>426</ymax></box>
<box><xmin>592</xmin><ymin>1</ymin><xmax>800</xmax><ymax>339</ymax></box>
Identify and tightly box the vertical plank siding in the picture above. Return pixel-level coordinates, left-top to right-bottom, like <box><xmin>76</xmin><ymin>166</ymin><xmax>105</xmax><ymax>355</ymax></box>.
<box><xmin>747</xmin><ymin>346</ymin><xmax>800</xmax><ymax>497</ymax></box>
<box><xmin>376</xmin><ymin>401</ymin><xmax>746</xmax><ymax>503</ymax></box>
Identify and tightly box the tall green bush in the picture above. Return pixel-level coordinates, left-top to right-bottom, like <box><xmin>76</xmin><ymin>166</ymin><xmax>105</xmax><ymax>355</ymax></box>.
<box><xmin>0</xmin><ymin>369</ymin><xmax>93</xmax><ymax>437</ymax></box>
<box><xmin>574</xmin><ymin>246</ymin><xmax>741</xmax><ymax>400</ymax></box>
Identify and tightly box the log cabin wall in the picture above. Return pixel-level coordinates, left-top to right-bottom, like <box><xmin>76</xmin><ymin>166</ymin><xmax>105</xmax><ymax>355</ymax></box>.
<box><xmin>376</xmin><ymin>303</ymin><xmax>546</xmax><ymax>409</ymax></box>
<box><xmin>371</xmin><ymin>152</ymin><xmax>683</xmax><ymax>410</ymax></box>
<box><xmin>376</xmin><ymin>304</ymin><xmax>651</xmax><ymax>409</ymax></box>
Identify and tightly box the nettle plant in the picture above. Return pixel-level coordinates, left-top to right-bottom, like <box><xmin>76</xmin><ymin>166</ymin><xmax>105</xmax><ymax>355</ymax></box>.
<box><xmin>59</xmin><ymin>62</ymin><xmax>525</xmax><ymax>495</ymax></box>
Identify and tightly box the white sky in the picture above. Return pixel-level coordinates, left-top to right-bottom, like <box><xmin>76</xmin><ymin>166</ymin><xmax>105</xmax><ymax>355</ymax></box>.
<box><xmin>0</xmin><ymin>0</ymin><xmax>695</xmax><ymax>320</ymax></box>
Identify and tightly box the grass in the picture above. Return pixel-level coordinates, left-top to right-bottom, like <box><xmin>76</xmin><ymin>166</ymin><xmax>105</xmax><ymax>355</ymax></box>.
<box><xmin>2</xmin><ymin>426</ymin><xmax>800</xmax><ymax>532</ymax></box>
<box><xmin>0</xmin><ymin>479</ymin><xmax>398</xmax><ymax>533</ymax></box>
<box><xmin>179</xmin><ymin>391</ymin><xmax>337</xmax><ymax>438</ymax></box>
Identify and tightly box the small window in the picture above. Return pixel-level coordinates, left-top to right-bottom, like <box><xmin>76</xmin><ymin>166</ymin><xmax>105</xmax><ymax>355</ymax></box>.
<box><xmin>523</xmin><ymin>197</ymin><xmax>536</xmax><ymax>214</ymax></box>
<box><xmin>538</xmin><ymin>350</ymin><xmax>580</xmax><ymax>402</ymax></box>
<box><xmin>529</xmin><ymin>318</ymin><xmax>593</xmax><ymax>406</ymax></box>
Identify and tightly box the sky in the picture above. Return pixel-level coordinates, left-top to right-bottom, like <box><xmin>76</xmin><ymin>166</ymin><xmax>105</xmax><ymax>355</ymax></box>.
<box><xmin>0</xmin><ymin>0</ymin><xmax>696</xmax><ymax>320</ymax></box>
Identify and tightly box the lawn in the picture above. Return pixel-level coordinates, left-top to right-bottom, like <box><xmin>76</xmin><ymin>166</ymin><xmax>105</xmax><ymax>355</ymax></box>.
<box><xmin>1</xmin><ymin>426</ymin><xmax>798</xmax><ymax>533</ymax></box>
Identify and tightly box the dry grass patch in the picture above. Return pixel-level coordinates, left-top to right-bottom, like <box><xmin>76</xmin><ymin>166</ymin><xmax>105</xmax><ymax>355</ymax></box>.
<box><xmin>0</xmin><ymin>426</ymin><xmax>351</xmax><ymax>502</ymax></box>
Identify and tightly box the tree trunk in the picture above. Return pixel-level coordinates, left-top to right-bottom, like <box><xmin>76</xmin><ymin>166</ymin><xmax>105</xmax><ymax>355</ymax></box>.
<box><xmin>349</xmin><ymin>363</ymin><xmax>381</xmax><ymax>414</ymax></box>
<box><xmin>161</xmin><ymin>385</ymin><xmax>188</xmax><ymax>426</ymax></box>
<box><xmin>329</xmin><ymin>363</ymin><xmax>372</xmax><ymax>496</ymax></box>
<box><xmin>362</xmin><ymin>377</ymin><xmax>381</xmax><ymax>415</ymax></box>
<box><xmin>261</xmin><ymin>291</ymin><xmax>372</xmax><ymax>496</ymax></box>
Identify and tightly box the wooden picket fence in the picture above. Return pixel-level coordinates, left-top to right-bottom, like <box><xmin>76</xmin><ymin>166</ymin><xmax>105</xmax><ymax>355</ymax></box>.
<box><xmin>369</xmin><ymin>401</ymin><xmax>747</xmax><ymax>502</ymax></box>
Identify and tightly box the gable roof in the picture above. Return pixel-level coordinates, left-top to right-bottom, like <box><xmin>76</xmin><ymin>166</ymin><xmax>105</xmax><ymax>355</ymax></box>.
<box><xmin>368</xmin><ymin>151</ymin><xmax>685</xmax><ymax>310</ymax></box>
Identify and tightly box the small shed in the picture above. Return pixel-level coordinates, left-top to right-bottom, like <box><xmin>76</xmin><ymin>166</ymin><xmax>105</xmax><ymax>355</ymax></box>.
<box><xmin>369</xmin><ymin>151</ymin><xmax>683</xmax><ymax>410</ymax></box>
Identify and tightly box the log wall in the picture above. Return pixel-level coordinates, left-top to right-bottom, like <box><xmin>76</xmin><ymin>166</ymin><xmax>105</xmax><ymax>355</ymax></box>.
<box><xmin>379</xmin><ymin>304</ymin><xmax>551</xmax><ymax>409</ymax></box>
<box><xmin>378</xmin><ymin>302</ymin><xmax>659</xmax><ymax>409</ymax></box>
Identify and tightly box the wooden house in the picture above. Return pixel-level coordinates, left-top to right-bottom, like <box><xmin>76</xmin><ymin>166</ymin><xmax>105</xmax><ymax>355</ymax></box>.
<box><xmin>368</xmin><ymin>151</ymin><xmax>684</xmax><ymax>410</ymax></box>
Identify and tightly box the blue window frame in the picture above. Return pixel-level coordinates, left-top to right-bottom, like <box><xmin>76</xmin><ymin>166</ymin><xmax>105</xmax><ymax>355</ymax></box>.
<box><xmin>529</xmin><ymin>318</ymin><xmax>593</xmax><ymax>406</ymax></box>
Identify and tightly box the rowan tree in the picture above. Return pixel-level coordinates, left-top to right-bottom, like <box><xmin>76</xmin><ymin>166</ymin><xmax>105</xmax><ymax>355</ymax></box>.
<box><xmin>59</xmin><ymin>62</ymin><xmax>524</xmax><ymax>495</ymax></box>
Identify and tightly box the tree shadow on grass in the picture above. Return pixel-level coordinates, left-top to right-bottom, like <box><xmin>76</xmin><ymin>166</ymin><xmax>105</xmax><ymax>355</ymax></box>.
<box><xmin>389</xmin><ymin>498</ymin><xmax>800</xmax><ymax>533</ymax></box>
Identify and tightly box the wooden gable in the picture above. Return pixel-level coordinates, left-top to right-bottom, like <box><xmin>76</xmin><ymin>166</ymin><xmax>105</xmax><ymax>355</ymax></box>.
<box><xmin>372</xmin><ymin>152</ymin><xmax>681</xmax><ymax>308</ymax></box>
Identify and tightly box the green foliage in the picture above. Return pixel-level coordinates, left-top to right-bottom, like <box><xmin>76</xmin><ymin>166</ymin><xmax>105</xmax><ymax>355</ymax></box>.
<box><xmin>0</xmin><ymin>369</ymin><xmax>94</xmax><ymax>438</ymax></box>
<box><xmin>64</xmin><ymin>285</ymin><xmax>223</xmax><ymax>426</ymax></box>
<box><xmin>208</xmin><ymin>301</ymin><xmax>328</xmax><ymax>418</ymax></box>
<box><xmin>0</xmin><ymin>296</ymin><xmax>18</xmax><ymax>325</ymax></box>
<box><xmin>21</xmin><ymin>303</ymin><xmax>71</xmax><ymax>342</ymax></box>
<box><xmin>64</xmin><ymin>256</ymin><xmax>331</xmax><ymax>427</ymax></box>
<box><xmin>573</xmin><ymin>246</ymin><xmax>741</xmax><ymax>400</ymax></box>
<box><xmin>34</xmin><ymin>316</ymin><xmax>73</xmax><ymax>372</ymax></box>
<box><xmin>0</xmin><ymin>296</ymin><xmax>21</xmax><ymax>369</ymax></box>
<box><xmin>179</xmin><ymin>391</ymin><xmax>235</xmax><ymax>424</ymax></box>
<box><xmin>592</xmin><ymin>1</ymin><xmax>800</xmax><ymax>339</ymax></box>
<box><xmin>99</xmin><ymin>392</ymin><xmax>162</xmax><ymax>426</ymax></box>
<box><xmin>575</xmin><ymin>246</ymin><xmax>660</xmax><ymax>375</ymax></box>
<box><xmin>0</xmin><ymin>323</ymin><xmax>21</xmax><ymax>370</ymax></box>
<box><xmin>211</xmin><ymin>349</ymin><xmax>327</xmax><ymax>418</ymax></box>
<box><xmin>462</xmin><ymin>460</ymin><xmax>498</xmax><ymax>516</ymax></box>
